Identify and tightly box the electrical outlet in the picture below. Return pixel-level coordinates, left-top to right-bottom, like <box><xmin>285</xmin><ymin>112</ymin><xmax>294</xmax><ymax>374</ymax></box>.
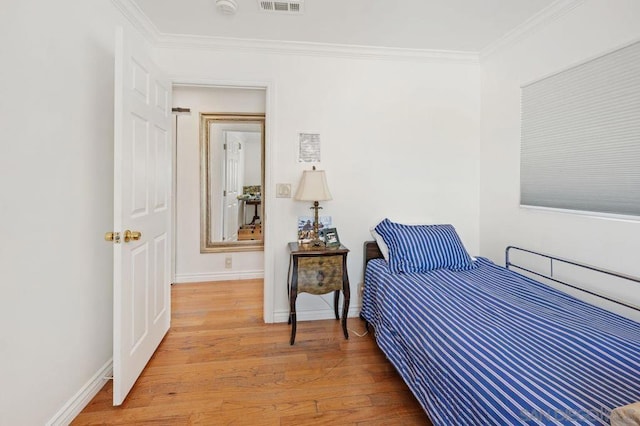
<box><xmin>225</xmin><ymin>255</ymin><xmax>232</xmax><ymax>269</ymax></box>
<box><xmin>276</xmin><ymin>183</ymin><xmax>291</xmax><ymax>198</ymax></box>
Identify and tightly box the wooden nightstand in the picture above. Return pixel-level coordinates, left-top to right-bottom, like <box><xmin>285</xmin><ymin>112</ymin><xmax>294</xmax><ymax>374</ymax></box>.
<box><xmin>287</xmin><ymin>242</ymin><xmax>350</xmax><ymax>345</ymax></box>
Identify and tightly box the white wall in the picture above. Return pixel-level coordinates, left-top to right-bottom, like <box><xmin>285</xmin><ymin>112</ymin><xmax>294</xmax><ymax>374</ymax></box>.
<box><xmin>243</xmin><ymin>132</ymin><xmax>262</xmax><ymax>186</ymax></box>
<box><xmin>479</xmin><ymin>0</ymin><xmax>640</xmax><ymax>318</ymax></box>
<box><xmin>0</xmin><ymin>0</ymin><xmax>133</xmax><ymax>424</ymax></box>
<box><xmin>173</xmin><ymin>86</ymin><xmax>265</xmax><ymax>282</ymax></box>
<box><xmin>242</xmin><ymin>132</ymin><xmax>262</xmax><ymax>224</ymax></box>
<box><xmin>158</xmin><ymin>47</ymin><xmax>481</xmax><ymax>322</ymax></box>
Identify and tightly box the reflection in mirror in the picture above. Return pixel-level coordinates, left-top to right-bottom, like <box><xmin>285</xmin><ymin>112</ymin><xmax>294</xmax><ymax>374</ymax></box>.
<box><xmin>200</xmin><ymin>113</ymin><xmax>265</xmax><ymax>252</ymax></box>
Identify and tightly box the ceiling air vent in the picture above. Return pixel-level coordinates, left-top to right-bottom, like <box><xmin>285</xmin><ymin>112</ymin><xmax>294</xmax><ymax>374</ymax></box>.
<box><xmin>258</xmin><ymin>0</ymin><xmax>304</xmax><ymax>14</ymax></box>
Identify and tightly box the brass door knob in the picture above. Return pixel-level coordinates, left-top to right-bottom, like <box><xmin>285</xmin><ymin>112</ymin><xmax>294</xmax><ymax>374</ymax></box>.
<box><xmin>124</xmin><ymin>230</ymin><xmax>142</xmax><ymax>242</ymax></box>
<box><xmin>105</xmin><ymin>232</ymin><xmax>115</xmax><ymax>242</ymax></box>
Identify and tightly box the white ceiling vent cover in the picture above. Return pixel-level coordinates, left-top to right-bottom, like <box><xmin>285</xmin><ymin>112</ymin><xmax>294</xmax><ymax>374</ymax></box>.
<box><xmin>258</xmin><ymin>0</ymin><xmax>304</xmax><ymax>14</ymax></box>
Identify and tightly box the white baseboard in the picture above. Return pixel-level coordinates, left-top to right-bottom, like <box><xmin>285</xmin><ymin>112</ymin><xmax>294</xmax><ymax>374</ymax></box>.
<box><xmin>273</xmin><ymin>305</ymin><xmax>361</xmax><ymax>323</ymax></box>
<box><xmin>174</xmin><ymin>270</ymin><xmax>264</xmax><ymax>283</ymax></box>
<box><xmin>47</xmin><ymin>359</ymin><xmax>113</xmax><ymax>426</ymax></box>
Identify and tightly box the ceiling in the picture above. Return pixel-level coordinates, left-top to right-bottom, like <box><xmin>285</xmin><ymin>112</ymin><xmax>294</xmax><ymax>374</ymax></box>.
<box><xmin>132</xmin><ymin>0</ymin><xmax>558</xmax><ymax>52</ymax></box>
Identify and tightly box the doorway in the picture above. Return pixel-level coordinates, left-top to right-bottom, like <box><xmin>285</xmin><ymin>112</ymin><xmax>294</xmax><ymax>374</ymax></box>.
<box><xmin>171</xmin><ymin>85</ymin><xmax>267</xmax><ymax>301</ymax></box>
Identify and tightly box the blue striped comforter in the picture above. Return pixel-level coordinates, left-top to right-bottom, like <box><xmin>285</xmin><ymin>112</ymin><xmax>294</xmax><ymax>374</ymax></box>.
<box><xmin>361</xmin><ymin>257</ymin><xmax>640</xmax><ymax>425</ymax></box>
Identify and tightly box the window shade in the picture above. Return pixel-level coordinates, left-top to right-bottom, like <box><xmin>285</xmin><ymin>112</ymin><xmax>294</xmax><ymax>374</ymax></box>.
<box><xmin>520</xmin><ymin>40</ymin><xmax>640</xmax><ymax>217</ymax></box>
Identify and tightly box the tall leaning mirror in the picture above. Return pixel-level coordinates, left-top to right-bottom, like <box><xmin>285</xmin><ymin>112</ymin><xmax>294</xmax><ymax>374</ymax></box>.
<box><xmin>200</xmin><ymin>113</ymin><xmax>265</xmax><ymax>252</ymax></box>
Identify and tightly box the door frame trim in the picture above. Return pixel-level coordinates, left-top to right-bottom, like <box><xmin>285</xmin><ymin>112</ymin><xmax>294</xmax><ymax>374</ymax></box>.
<box><xmin>170</xmin><ymin>77</ymin><xmax>276</xmax><ymax>323</ymax></box>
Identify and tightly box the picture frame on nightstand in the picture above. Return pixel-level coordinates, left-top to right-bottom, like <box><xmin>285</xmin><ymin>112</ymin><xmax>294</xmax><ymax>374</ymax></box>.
<box><xmin>297</xmin><ymin>216</ymin><xmax>332</xmax><ymax>244</ymax></box>
<box><xmin>321</xmin><ymin>228</ymin><xmax>340</xmax><ymax>248</ymax></box>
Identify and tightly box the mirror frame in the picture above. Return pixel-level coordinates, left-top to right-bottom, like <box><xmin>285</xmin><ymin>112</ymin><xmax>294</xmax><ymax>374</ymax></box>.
<box><xmin>200</xmin><ymin>113</ymin><xmax>265</xmax><ymax>253</ymax></box>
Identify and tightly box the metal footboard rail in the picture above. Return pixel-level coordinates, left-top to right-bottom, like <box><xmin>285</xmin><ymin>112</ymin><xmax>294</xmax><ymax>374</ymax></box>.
<box><xmin>505</xmin><ymin>246</ymin><xmax>640</xmax><ymax>312</ymax></box>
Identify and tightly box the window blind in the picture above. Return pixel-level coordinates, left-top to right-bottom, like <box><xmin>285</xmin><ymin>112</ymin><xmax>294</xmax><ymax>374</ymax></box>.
<box><xmin>520</xmin><ymin>40</ymin><xmax>640</xmax><ymax>217</ymax></box>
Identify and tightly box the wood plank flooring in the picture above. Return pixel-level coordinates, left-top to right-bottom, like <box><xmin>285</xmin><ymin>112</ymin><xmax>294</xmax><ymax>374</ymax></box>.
<box><xmin>73</xmin><ymin>279</ymin><xmax>432</xmax><ymax>425</ymax></box>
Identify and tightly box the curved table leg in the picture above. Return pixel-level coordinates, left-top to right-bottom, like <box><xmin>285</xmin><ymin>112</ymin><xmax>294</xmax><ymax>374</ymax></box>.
<box><xmin>289</xmin><ymin>294</ymin><xmax>297</xmax><ymax>345</ymax></box>
<box><xmin>287</xmin><ymin>256</ymin><xmax>292</xmax><ymax>325</ymax></box>
<box><xmin>341</xmin><ymin>255</ymin><xmax>350</xmax><ymax>339</ymax></box>
<box><xmin>289</xmin><ymin>257</ymin><xmax>298</xmax><ymax>345</ymax></box>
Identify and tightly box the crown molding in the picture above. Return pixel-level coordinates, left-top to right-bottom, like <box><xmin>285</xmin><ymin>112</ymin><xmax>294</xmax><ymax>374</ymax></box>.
<box><xmin>480</xmin><ymin>0</ymin><xmax>585</xmax><ymax>61</ymax></box>
<box><xmin>110</xmin><ymin>0</ymin><xmax>161</xmax><ymax>44</ymax></box>
<box><xmin>155</xmin><ymin>34</ymin><xmax>479</xmax><ymax>64</ymax></box>
<box><xmin>110</xmin><ymin>0</ymin><xmax>478</xmax><ymax>64</ymax></box>
<box><xmin>111</xmin><ymin>0</ymin><xmax>587</xmax><ymax>64</ymax></box>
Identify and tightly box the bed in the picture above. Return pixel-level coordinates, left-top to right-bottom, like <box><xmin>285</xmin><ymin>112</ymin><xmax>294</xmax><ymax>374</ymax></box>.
<box><xmin>361</xmin><ymin>220</ymin><xmax>640</xmax><ymax>425</ymax></box>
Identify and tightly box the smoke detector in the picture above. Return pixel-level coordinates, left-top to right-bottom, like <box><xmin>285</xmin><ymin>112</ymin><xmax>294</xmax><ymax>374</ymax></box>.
<box><xmin>258</xmin><ymin>0</ymin><xmax>304</xmax><ymax>14</ymax></box>
<box><xmin>216</xmin><ymin>0</ymin><xmax>238</xmax><ymax>15</ymax></box>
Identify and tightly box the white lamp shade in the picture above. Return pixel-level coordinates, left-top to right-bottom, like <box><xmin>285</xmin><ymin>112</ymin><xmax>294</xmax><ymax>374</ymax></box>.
<box><xmin>294</xmin><ymin>170</ymin><xmax>332</xmax><ymax>201</ymax></box>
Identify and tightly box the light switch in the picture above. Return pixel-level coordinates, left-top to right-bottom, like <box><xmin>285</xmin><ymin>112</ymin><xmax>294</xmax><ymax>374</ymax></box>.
<box><xmin>276</xmin><ymin>183</ymin><xmax>291</xmax><ymax>198</ymax></box>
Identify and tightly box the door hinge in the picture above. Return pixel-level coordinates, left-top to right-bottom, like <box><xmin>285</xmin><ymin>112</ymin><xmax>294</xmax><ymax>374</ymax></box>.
<box><xmin>223</xmin><ymin>143</ymin><xmax>227</xmax><ymax>150</ymax></box>
<box><xmin>239</xmin><ymin>143</ymin><xmax>242</xmax><ymax>150</ymax></box>
<box><xmin>223</xmin><ymin>190</ymin><xmax>227</xmax><ymax>196</ymax></box>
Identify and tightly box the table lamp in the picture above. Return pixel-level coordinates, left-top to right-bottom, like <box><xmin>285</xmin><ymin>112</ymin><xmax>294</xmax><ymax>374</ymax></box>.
<box><xmin>294</xmin><ymin>166</ymin><xmax>332</xmax><ymax>246</ymax></box>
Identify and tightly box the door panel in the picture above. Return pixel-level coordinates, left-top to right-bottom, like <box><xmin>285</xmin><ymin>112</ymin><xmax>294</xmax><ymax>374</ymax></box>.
<box><xmin>113</xmin><ymin>26</ymin><xmax>171</xmax><ymax>406</ymax></box>
<box><xmin>153</xmin><ymin>235</ymin><xmax>168</xmax><ymax>321</ymax></box>
<box><xmin>131</xmin><ymin>115</ymin><xmax>149</xmax><ymax>217</ymax></box>
<box><xmin>223</xmin><ymin>133</ymin><xmax>240</xmax><ymax>241</ymax></box>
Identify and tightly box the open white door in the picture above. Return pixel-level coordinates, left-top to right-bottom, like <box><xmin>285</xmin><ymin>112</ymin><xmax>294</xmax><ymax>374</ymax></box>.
<box><xmin>222</xmin><ymin>132</ymin><xmax>240</xmax><ymax>241</ymax></box>
<box><xmin>112</xmin><ymin>26</ymin><xmax>171</xmax><ymax>405</ymax></box>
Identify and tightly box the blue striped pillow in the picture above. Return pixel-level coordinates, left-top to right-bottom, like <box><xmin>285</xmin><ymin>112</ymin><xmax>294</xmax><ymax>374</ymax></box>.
<box><xmin>374</xmin><ymin>219</ymin><xmax>476</xmax><ymax>273</ymax></box>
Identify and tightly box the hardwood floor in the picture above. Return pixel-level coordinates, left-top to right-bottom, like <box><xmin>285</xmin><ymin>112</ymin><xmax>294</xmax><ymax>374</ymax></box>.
<box><xmin>73</xmin><ymin>279</ymin><xmax>432</xmax><ymax>425</ymax></box>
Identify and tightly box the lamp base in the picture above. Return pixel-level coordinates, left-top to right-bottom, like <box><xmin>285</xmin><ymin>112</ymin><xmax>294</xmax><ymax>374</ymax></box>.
<box><xmin>310</xmin><ymin>237</ymin><xmax>325</xmax><ymax>247</ymax></box>
<box><xmin>298</xmin><ymin>239</ymin><xmax>324</xmax><ymax>250</ymax></box>
<box><xmin>310</xmin><ymin>201</ymin><xmax>324</xmax><ymax>247</ymax></box>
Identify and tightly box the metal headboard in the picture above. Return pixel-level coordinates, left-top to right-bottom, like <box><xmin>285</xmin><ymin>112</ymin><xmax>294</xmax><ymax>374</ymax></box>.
<box><xmin>505</xmin><ymin>246</ymin><xmax>640</xmax><ymax>312</ymax></box>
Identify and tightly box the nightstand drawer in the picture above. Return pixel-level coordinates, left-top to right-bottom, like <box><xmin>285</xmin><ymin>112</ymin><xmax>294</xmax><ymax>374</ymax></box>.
<box><xmin>297</xmin><ymin>255</ymin><xmax>343</xmax><ymax>294</ymax></box>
